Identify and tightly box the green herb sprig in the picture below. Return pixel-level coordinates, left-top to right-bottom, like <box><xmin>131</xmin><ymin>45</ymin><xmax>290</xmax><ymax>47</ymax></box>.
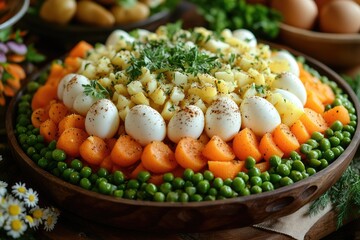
<box><xmin>83</xmin><ymin>80</ymin><xmax>110</xmax><ymax>100</ymax></box>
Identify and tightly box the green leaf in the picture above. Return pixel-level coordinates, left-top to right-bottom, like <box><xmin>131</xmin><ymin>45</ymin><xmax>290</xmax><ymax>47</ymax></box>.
<box><xmin>0</xmin><ymin>28</ymin><xmax>12</xmax><ymax>42</ymax></box>
<box><xmin>25</xmin><ymin>44</ymin><xmax>46</xmax><ymax>63</ymax></box>
<box><xmin>83</xmin><ymin>80</ymin><xmax>110</xmax><ymax>100</ymax></box>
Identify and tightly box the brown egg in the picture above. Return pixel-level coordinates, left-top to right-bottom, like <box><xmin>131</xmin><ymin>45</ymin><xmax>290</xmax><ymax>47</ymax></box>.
<box><xmin>319</xmin><ymin>0</ymin><xmax>360</xmax><ymax>33</ymax></box>
<box><xmin>271</xmin><ymin>0</ymin><xmax>318</xmax><ymax>30</ymax></box>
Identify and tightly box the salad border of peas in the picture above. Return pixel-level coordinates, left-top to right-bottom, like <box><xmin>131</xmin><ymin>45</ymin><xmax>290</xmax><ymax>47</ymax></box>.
<box><xmin>8</xmin><ymin>58</ymin><xmax>359</xmax><ymax>204</ymax></box>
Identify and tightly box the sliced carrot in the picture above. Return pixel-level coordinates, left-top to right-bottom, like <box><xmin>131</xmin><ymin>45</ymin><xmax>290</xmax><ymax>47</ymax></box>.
<box><xmin>3</xmin><ymin>85</ymin><xmax>16</xmax><ymax>96</ymax></box>
<box><xmin>202</xmin><ymin>135</ymin><xmax>235</xmax><ymax>161</ymax></box>
<box><xmin>58</xmin><ymin>114</ymin><xmax>85</xmax><ymax>135</ymax></box>
<box><xmin>142</xmin><ymin>141</ymin><xmax>178</xmax><ymax>174</ymax></box>
<box><xmin>7</xmin><ymin>54</ymin><xmax>26</xmax><ymax>63</ymax></box>
<box><xmin>45</xmin><ymin>62</ymin><xmax>67</xmax><ymax>87</ymax></box>
<box><xmin>64</xmin><ymin>56</ymin><xmax>81</xmax><ymax>73</ymax></box>
<box><xmin>255</xmin><ymin>161</ymin><xmax>270</xmax><ymax>172</ymax></box>
<box><xmin>39</xmin><ymin>119</ymin><xmax>58</xmax><ymax>143</ymax></box>
<box><xmin>5</xmin><ymin>63</ymin><xmax>26</xmax><ymax>80</ymax></box>
<box><xmin>99</xmin><ymin>155</ymin><xmax>114</xmax><ymax>172</ymax></box>
<box><xmin>305</xmin><ymin>91</ymin><xmax>325</xmax><ymax>114</ymax></box>
<box><xmin>232</xmin><ymin>128</ymin><xmax>262</xmax><ymax>162</ymax></box>
<box><xmin>31</xmin><ymin>108</ymin><xmax>49</xmax><ymax>128</ymax></box>
<box><xmin>79</xmin><ymin>136</ymin><xmax>110</xmax><ymax>165</ymax></box>
<box><xmin>68</xmin><ymin>41</ymin><xmax>93</xmax><ymax>58</ymax></box>
<box><xmin>48</xmin><ymin>102</ymin><xmax>69</xmax><ymax>124</ymax></box>
<box><xmin>272</xmin><ymin>123</ymin><xmax>300</xmax><ymax>155</ymax></box>
<box><xmin>57</xmin><ymin>127</ymin><xmax>88</xmax><ymax>158</ymax></box>
<box><xmin>259</xmin><ymin>133</ymin><xmax>284</xmax><ymax>161</ymax></box>
<box><xmin>300</xmin><ymin>108</ymin><xmax>328</xmax><ymax>134</ymax></box>
<box><xmin>319</xmin><ymin>84</ymin><xmax>335</xmax><ymax>105</ymax></box>
<box><xmin>31</xmin><ymin>84</ymin><xmax>58</xmax><ymax>110</ymax></box>
<box><xmin>290</xmin><ymin>119</ymin><xmax>311</xmax><ymax>144</ymax></box>
<box><xmin>110</xmin><ymin>135</ymin><xmax>142</xmax><ymax>167</ymax></box>
<box><xmin>323</xmin><ymin>105</ymin><xmax>351</xmax><ymax>126</ymax></box>
<box><xmin>208</xmin><ymin>160</ymin><xmax>245</xmax><ymax>179</ymax></box>
<box><xmin>5</xmin><ymin>77</ymin><xmax>20</xmax><ymax>90</ymax></box>
<box><xmin>175</xmin><ymin>137</ymin><xmax>208</xmax><ymax>172</ymax></box>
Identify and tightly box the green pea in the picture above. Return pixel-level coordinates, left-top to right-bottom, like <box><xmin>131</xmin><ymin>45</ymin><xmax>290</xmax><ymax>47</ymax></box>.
<box><xmin>323</xmin><ymin>149</ymin><xmax>335</xmax><ymax>162</ymax></box>
<box><xmin>342</xmin><ymin>131</ymin><xmax>351</xmax><ymax>138</ymax></box>
<box><xmin>306</xmin><ymin>139</ymin><xmax>319</xmax><ymax>149</ymax></box>
<box><xmin>319</xmin><ymin>138</ymin><xmax>331</xmax><ymax>151</ymax></box>
<box><xmin>213</xmin><ymin>177</ymin><xmax>224</xmax><ymax>189</ymax></box>
<box><xmin>183</xmin><ymin>168</ymin><xmax>194</xmax><ymax>181</ymax></box>
<box><xmin>62</xmin><ymin>168</ymin><xmax>74</xmax><ymax>180</ymax></box>
<box><xmin>185</xmin><ymin>186</ymin><xmax>196</xmax><ymax>196</ymax></box>
<box><xmin>309</xmin><ymin>159</ymin><xmax>322</xmax><ymax>168</ymax></box>
<box><xmin>300</xmin><ymin>144</ymin><xmax>312</xmax><ymax>154</ymax></box>
<box><xmin>343</xmin><ymin>125</ymin><xmax>355</xmax><ymax>134</ymax></box>
<box><xmin>332</xmin><ymin>98</ymin><xmax>342</xmax><ymax>107</ymax></box>
<box><xmin>27</xmin><ymin>147</ymin><xmax>37</xmax><ymax>157</ymax></box>
<box><xmin>245</xmin><ymin>156</ymin><xmax>256</xmax><ymax>169</ymax></box>
<box><xmin>26</xmin><ymin>135</ymin><xmax>37</xmax><ymax>146</ymax></box>
<box><xmin>166</xmin><ymin>192</ymin><xmax>179</xmax><ymax>202</ymax></box>
<box><xmin>154</xmin><ymin>192</ymin><xmax>165</xmax><ymax>202</ymax></box>
<box><xmin>270</xmin><ymin>173</ymin><xmax>282</xmax><ymax>184</ymax></box>
<box><xmin>192</xmin><ymin>173</ymin><xmax>204</xmax><ymax>184</ymax></box>
<box><xmin>52</xmin><ymin>149</ymin><xmax>66</xmax><ymax>162</ymax></box>
<box><xmin>329</xmin><ymin>136</ymin><xmax>340</xmax><ymax>147</ymax></box>
<box><xmin>247</xmin><ymin>167</ymin><xmax>261</xmax><ymax>177</ymax></box>
<box><xmin>70</xmin><ymin>159</ymin><xmax>83</xmax><ymax>171</ymax></box>
<box><xmin>341</xmin><ymin>137</ymin><xmax>351</xmax><ymax>147</ymax></box>
<box><xmin>307</xmin><ymin>150</ymin><xmax>319</xmax><ymax>160</ymax></box>
<box><xmin>34</xmin><ymin>143</ymin><xmax>45</xmax><ymax>151</ymax></box>
<box><xmin>239</xmin><ymin>187</ymin><xmax>251</xmax><ymax>196</ymax></box>
<box><xmin>276</xmin><ymin>164</ymin><xmax>290</xmax><ymax>176</ymax></box>
<box><xmin>163</xmin><ymin>172</ymin><xmax>174</xmax><ymax>182</ymax></box>
<box><xmin>160</xmin><ymin>182</ymin><xmax>172</xmax><ymax>195</ymax></box>
<box><xmin>173</xmin><ymin>177</ymin><xmax>185</xmax><ymax>190</ymax></box>
<box><xmin>96</xmin><ymin>177</ymin><xmax>108</xmax><ymax>186</ymax></box>
<box><xmin>197</xmin><ymin>180</ymin><xmax>210</xmax><ymax>194</ymax></box>
<box><xmin>290</xmin><ymin>151</ymin><xmax>301</xmax><ymax>161</ymax></box>
<box><xmin>279</xmin><ymin>177</ymin><xmax>294</xmax><ymax>186</ymax></box>
<box><xmin>89</xmin><ymin>173</ymin><xmax>99</xmax><ymax>183</ymax></box>
<box><xmin>349</xmin><ymin>120</ymin><xmax>357</xmax><ymax>127</ymax></box>
<box><xmin>250</xmin><ymin>185</ymin><xmax>262</xmax><ymax>194</ymax></box>
<box><xmin>292</xmin><ymin>160</ymin><xmax>305</xmax><ymax>172</ymax></box>
<box><xmin>325</xmin><ymin>128</ymin><xmax>334</xmax><ymax>137</ymax></box>
<box><xmin>127</xmin><ymin>179</ymin><xmax>140</xmax><ymax>190</ymax></box>
<box><xmin>334</xmin><ymin>131</ymin><xmax>343</xmax><ymax>141</ymax></box>
<box><xmin>204</xmin><ymin>195</ymin><xmax>216</xmax><ymax>201</ymax></box>
<box><xmin>269</xmin><ymin>155</ymin><xmax>282</xmax><ymax>167</ymax></box>
<box><xmin>331</xmin><ymin>147</ymin><xmax>341</xmax><ymax>158</ymax></box>
<box><xmin>124</xmin><ymin>189</ymin><xmax>137</xmax><ymax>199</ymax></box>
<box><xmin>57</xmin><ymin>162</ymin><xmax>68</xmax><ymax>173</ymax></box>
<box><xmin>117</xmin><ymin>183</ymin><xmax>126</xmax><ymax>190</ymax></box>
<box><xmin>27</xmin><ymin>81</ymin><xmax>40</xmax><ymax>92</ymax></box>
<box><xmin>37</xmin><ymin>157</ymin><xmax>49</xmax><ymax>169</ymax></box>
<box><xmin>184</xmin><ymin>180</ymin><xmax>194</xmax><ymax>188</ymax></box>
<box><xmin>137</xmin><ymin>171</ymin><xmax>151</xmax><ymax>183</ymax></box>
<box><xmin>32</xmin><ymin>153</ymin><xmax>41</xmax><ymax>162</ymax></box>
<box><xmin>80</xmin><ymin>166</ymin><xmax>92</xmax><ymax>178</ymax></box>
<box><xmin>219</xmin><ymin>185</ymin><xmax>233</xmax><ymax>198</ymax></box>
<box><xmin>97</xmin><ymin>168</ymin><xmax>109</xmax><ymax>178</ymax></box>
<box><xmin>236</xmin><ymin>172</ymin><xmax>249</xmax><ymax>182</ymax></box>
<box><xmin>320</xmin><ymin>159</ymin><xmax>328</xmax><ymax>169</ymax></box>
<box><xmin>331</xmin><ymin>120</ymin><xmax>343</xmax><ymax>131</ymax></box>
<box><xmin>208</xmin><ymin>187</ymin><xmax>218</xmax><ymax>196</ymax></box>
<box><xmin>113</xmin><ymin>171</ymin><xmax>125</xmax><ymax>185</ymax></box>
<box><xmin>203</xmin><ymin>170</ymin><xmax>214</xmax><ymax>181</ymax></box>
<box><xmin>350</xmin><ymin>114</ymin><xmax>357</xmax><ymax>121</ymax></box>
<box><xmin>48</xmin><ymin>140</ymin><xmax>57</xmax><ymax>150</ymax></box>
<box><xmin>311</xmin><ymin>132</ymin><xmax>324</xmax><ymax>141</ymax></box>
<box><xmin>68</xmin><ymin>171</ymin><xmax>80</xmax><ymax>184</ymax></box>
<box><xmin>260</xmin><ymin>172</ymin><xmax>270</xmax><ymax>182</ymax></box>
<box><xmin>45</xmin><ymin>151</ymin><xmax>53</xmax><ymax>161</ymax></box>
<box><xmin>52</xmin><ymin>168</ymin><xmax>61</xmax><ymax>177</ymax></box>
<box><xmin>261</xmin><ymin>181</ymin><xmax>274</xmax><ymax>192</ymax></box>
<box><xmin>144</xmin><ymin>183</ymin><xmax>157</xmax><ymax>196</ymax></box>
<box><xmin>289</xmin><ymin>170</ymin><xmax>303</xmax><ymax>182</ymax></box>
<box><xmin>223</xmin><ymin>178</ymin><xmax>232</xmax><ymax>186</ymax></box>
<box><xmin>80</xmin><ymin>178</ymin><xmax>92</xmax><ymax>190</ymax></box>
<box><xmin>113</xmin><ymin>190</ymin><xmax>124</xmax><ymax>198</ymax></box>
<box><xmin>190</xmin><ymin>194</ymin><xmax>203</xmax><ymax>202</ymax></box>
<box><xmin>250</xmin><ymin>176</ymin><xmax>262</xmax><ymax>186</ymax></box>
<box><xmin>179</xmin><ymin>193</ymin><xmax>189</xmax><ymax>202</ymax></box>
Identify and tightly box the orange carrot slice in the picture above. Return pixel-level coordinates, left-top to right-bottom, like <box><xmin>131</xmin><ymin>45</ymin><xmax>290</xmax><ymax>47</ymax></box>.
<box><xmin>300</xmin><ymin>108</ymin><xmax>328</xmax><ymax>134</ymax></box>
<box><xmin>323</xmin><ymin>105</ymin><xmax>351</xmax><ymax>126</ymax></box>
<box><xmin>79</xmin><ymin>136</ymin><xmax>110</xmax><ymax>165</ymax></box>
<box><xmin>48</xmin><ymin>102</ymin><xmax>69</xmax><ymax>124</ymax></box>
<box><xmin>232</xmin><ymin>128</ymin><xmax>262</xmax><ymax>162</ymax></box>
<box><xmin>175</xmin><ymin>137</ymin><xmax>207</xmax><ymax>172</ymax></box>
<box><xmin>110</xmin><ymin>135</ymin><xmax>143</xmax><ymax>167</ymax></box>
<box><xmin>202</xmin><ymin>135</ymin><xmax>235</xmax><ymax>161</ymax></box>
<box><xmin>31</xmin><ymin>108</ymin><xmax>49</xmax><ymax>128</ymax></box>
<box><xmin>272</xmin><ymin>123</ymin><xmax>300</xmax><ymax>155</ymax></box>
<box><xmin>290</xmin><ymin>120</ymin><xmax>311</xmax><ymax>144</ymax></box>
<box><xmin>58</xmin><ymin>114</ymin><xmax>85</xmax><ymax>135</ymax></box>
<box><xmin>208</xmin><ymin>160</ymin><xmax>245</xmax><ymax>179</ymax></box>
<box><xmin>39</xmin><ymin>119</ymin><xmax>58</xmax><ymax>143</ymax></box>
<box><xmin>259</xmin><ymin>133</ymin><xmax>284</xmax><ymax>161</ymax></box>
<box><xmin>142</xmin><ymin>141</ymin><xmax>178</xmax><ymax>174</ymax></box>
<box><xmin>57</xmin><ymin>127</ymin><xmax>88</xmax><ymax>158</ymax></box>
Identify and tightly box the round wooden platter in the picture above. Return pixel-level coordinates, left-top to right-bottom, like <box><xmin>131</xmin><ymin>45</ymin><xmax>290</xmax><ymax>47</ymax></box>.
<box><xmin>5</xmin><ymin>44</ymin><xmax>360</xmax><ymax>233</ymax></box>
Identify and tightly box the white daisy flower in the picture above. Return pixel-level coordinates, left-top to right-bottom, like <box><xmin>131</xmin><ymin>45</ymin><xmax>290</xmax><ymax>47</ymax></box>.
<box><xmin>4</xmin><ymin>217</ymin><xmax>27</xmax><ymax>239</ymax></box>
<box><xmin>0</xmin><ymin>180</ymin><xmax>8</xmax><ymax>197</ymax></box>
<box><xmin>43</xmin><ymin>207</ymin><xmax>60</xmax><ymax>232</ymax></box>
<box><xmin>30</xmin><ymin>207</ymin><xmax>44</xmax><ymax>225</ymax></box>
<box><xmin>0</xmin><ymin>209</ymin><xmax>7</xmax><ymax>227</ymax></box>
<box><xmin>3</xmin><ymin>196</ymin><xmax>25</xmax><ymax>218</ymax></box>
<box><xmin>24</xmin><ymin>214</ymin><xmax>38</xmax><ymax>229</ymax></box>
<box><xmin>24</xmin><ymin>188</ymin><xmax>39</xmax><ymax>208</ymax></box>
<box><xmin>11</xmin><ymin>182</ymin><xmax>27</xmax><ymax>200</ymax></box>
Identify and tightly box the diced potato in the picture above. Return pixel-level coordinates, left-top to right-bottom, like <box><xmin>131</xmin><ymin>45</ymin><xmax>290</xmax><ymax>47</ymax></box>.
<box><xmin>194</xmin><ymin>98</ymin><xmax>207</xmax><ymax>113</ymax></box>
<box><xmin>99</xmin><ymin>77</ymin><xmax>111</xmax><ymax>89</ymax></box>
<box><xmin>131</xmin><ymin>92</ymin><xmax>149</xmax><ymax>105</ymax></box>
<box><xmin>145</xmin><ymin>79</ymin><xmax>157</xmax><ymax>95</ymax></box>
<box><xmin>116</xmin><ymin>94</ymin><xmax>131</xmax><ymax>110</ymax></box>
<box><xmin>239</xmin><ymin>57</ymin><xmax>253</xmax><ymax>71</ymax></box>
<box><xmin>173</xmin><ymin>71</ymin><xmax>188</xmax><ymax>86</ymax></box>
<box><xmin>112</xmin><ymin>51</ymin><xmax>131</xmax><ymax>69</ymax></box>
<box><xmin>81</xmin><ymin>63</ymin><xmax>96</xmax><ymax>79</ymax></box>
<box><xmin>161</xmin><ymin>100</ymin><xmax>177</xmax><ymax>121</ymax></box>
<box><xmin>119</xmin><ymin>106</ymin><xmax>130</xmax><ymax>122</ymax></box>
<box><xmin>138</xmin><ymin>67</ymin><xmax>153</xmax><ymax>84</ymax></box>
<box><xmin>150</xmin><ymin>88</ymin><xmax>167</xmax><ymax>105</ymax></box>
<box><xmin>233</xmin><ymin>70</ymin><xmax>251</xmax><ymax>88</ymax></box>
<box><xmin>248</xmin><ymin>68</ymin><xmax>265</xmax><ymax>86</ymax></box>
<box><xmin>216</xmin><ymin>79</ymin><xmax>229</xmax><ymax>94</ymax></box>
<box><xmin>96</xmin><ymin>56</ymin><xmax>112</xmax><ymax>75</ymax></box>
<box><xmin>114</xmin><ymin>84</ymin><xmax>129</xmax><ymax>96</ymax></box>
<box><xmin>127</xmin><ymin>81</ymin><xmax>143</xmax><ymax>95</ymax></box>
<box><xmin>198</xmin><ymin>74</ymin><xmax>216</xmax><ymax>85</ymax></box>
<box><xmin>215</xmin><ymin>71</ymin><xmax>234</xmax><ymax>82</ymax></box>
<box><xmin>204</xmin><ymin>39</ymin><xmax>230</xmax><ymax>53</ymax></box>
<box><xmin>188</xmin><ymin>83</ymin><xmax>217</xmax><ymax>104</ymax></box>
<box><xmin>229</xmin><ymin>92</ymin><xmax>242</xmax><ymax>105</ymax></box>
<box><xmin>170</xmin><ymin>86</ymin><xmax>185</xmax><ymax>104</ymax></box>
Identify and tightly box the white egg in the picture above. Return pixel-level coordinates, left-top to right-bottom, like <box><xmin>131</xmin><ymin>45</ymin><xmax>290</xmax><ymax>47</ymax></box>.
<box><xmin>73</xmin><ymin>92</ymin><xmax>97</xmax><ymax>116</ymax></box>
<box><xmin>85</xmin><ymin>99</ymin><xmax>120</xmax><ymax>139</ymax></box>
<box><xmin>240</xmin><ymin>96</ymin><xmax>281</xmax><ymax>136</ymax></box>
<box><xmin>272</xmin><ymin>72</ymin><xmax>307</xmax><ymax>106</ymax></box>
<box><xmin>57</xmin><ymin>73</ymin><xmax>76</xmax><ymax>100</ymax></box>
<box><xmin>273</xmin><ymin>89</ymin><xmax>304</xmax><ymax>110</ymax></box>
<box><xmin>167</xmin><ymin>105</ymin><xmax>205</xmax><ymax>143</ymax></box>
<box><xmin>205</xmin><ymin>96</ymin><xmax>241</xmax><ymax>141</ymax></box>
<box><xmin>125</xmin><ymin>105</ymin><xmax>166</xmax><ymax>146</ymax></box>
<box><xmin>232</xmin><ymin>29</ymin><xmax>257</xmax><ymax>48</ymax></box>
<box><xmin>105</xmin><ymin>30</ymin><xmax>134</xmax><ymax>47</ymax></box>
<box><xmin>271</xmin><ymin>50</ymin><xmax>300</xmax><ymax>77</ymax></box>
<box><xmin>134</xmin><ymin>29</ymin><xmax>151</xmax><ymax>41</ymax></box>
<box><xmin>62</xmin><ymin>74</ymin><xmax>90</xmax><ymax>110</ymax></box>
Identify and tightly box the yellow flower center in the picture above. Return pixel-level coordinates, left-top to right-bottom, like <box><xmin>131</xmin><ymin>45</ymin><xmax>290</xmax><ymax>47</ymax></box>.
<box><xmin>18</xmin><ymin>187</ymin><xmax>26</xmax><ymax>194</ymax></box>
<box><xmin>11</xmin><ymin>219</ymin><xmax>23</xmax><ymax>231</ymax></box>
<box><xmin>25</xmin><ymin>215</ymin><xmax>34</xmax><ymax>224</ymax></box>
<box><xmin>9</xmin><ymin>205</ymin><xmax>21</xmax><ymax>216</ymax></box>
<box><xmin>46</xmin><ymin>217</ymin><xmax>53</xmax><ymax>225</ymax></box>
<box><xmin>29</xmin><ymin>195</ymin><xmax>35</xmax><ymax>202</ymax></box>
<box><xmin>33</xmin><ymin>209</ymin><xmax>43</xmax><ymax>219</ymax></box>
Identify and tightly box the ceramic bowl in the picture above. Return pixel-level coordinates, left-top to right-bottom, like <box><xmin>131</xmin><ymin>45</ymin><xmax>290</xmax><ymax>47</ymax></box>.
<box><xmin>278</xmin><ymin>23</ymin><xmax>360</xmax><ymax>70</ymax></box>
<box><xmin>6</xmin><ymin>43</ymin><xmax>360</xmax><ymax>232</ymax></box>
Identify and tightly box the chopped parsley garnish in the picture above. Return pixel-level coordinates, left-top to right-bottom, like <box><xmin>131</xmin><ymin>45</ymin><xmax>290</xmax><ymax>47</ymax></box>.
<box><xmin>83</xmin><ymin>80</ymin><xmax>110</xmax><ymax>99</ymax></box>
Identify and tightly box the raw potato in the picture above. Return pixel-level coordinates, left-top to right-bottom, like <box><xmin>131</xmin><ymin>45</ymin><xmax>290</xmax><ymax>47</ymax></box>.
<box><xmin>39</xmin><ymin>0</ymin><xmax>77</xmax><ymax>25</ymax></box>
<box><xmin>75</xmin><ymin>1</ymin><xmax>115</xmax><ymax>27</ymax></box>
<box><xmin>111</xmin><ymin>2</ymin><xmax>150</xmax><ymax>25</ymax></box>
